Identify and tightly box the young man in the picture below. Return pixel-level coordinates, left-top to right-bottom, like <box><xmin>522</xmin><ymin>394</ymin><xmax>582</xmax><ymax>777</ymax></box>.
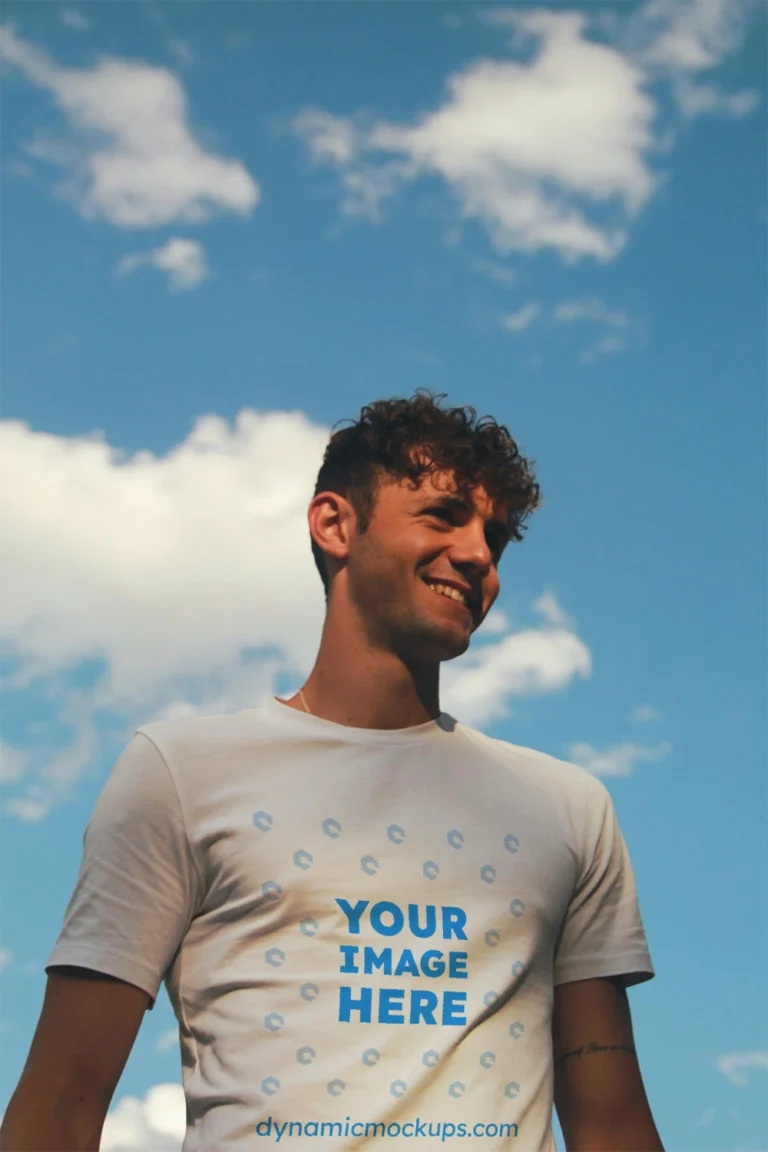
<box><xmin>1</xmin><ymin>392</ymin><xmax>663</xmax><ymax>1151</ymax></box>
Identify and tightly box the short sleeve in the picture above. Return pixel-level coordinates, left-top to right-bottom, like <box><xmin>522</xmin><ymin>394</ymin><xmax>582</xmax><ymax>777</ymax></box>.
<box><xmin>554</xmin><ymin>778</ymin><xmax>654</xmax><ymax>988</ymax></box>
<box><xmin>46</xmin><ymin>732</ymin><xmax>203</xmax><ymax>1009</ymax></box>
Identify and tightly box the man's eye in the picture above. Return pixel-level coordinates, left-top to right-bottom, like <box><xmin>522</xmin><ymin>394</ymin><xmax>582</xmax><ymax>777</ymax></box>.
<box><xmin>426</xmin><ymin>508</ymin><xmax>452</xmax><ymax>521</ymax></box>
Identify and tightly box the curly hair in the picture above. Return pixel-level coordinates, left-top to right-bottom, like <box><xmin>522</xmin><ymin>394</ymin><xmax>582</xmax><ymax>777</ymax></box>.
<box><xmin>311</xmin><ymin>389</ymin><xmax>541</xmax><ymax>595</ymax></box>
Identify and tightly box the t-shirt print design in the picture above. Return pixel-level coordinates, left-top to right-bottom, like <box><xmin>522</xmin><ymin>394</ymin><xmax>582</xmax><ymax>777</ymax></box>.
<box><xmin>246</xmin><ymin>799</ymin><xmax>538</xmax><ymax>1116</ymax></box>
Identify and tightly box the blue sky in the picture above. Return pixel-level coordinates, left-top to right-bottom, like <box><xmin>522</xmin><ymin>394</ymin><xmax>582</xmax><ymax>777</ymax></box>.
<box><xmin>0</xmin><ymin>2</ymin><xmax>766</xmax><ymax>1149</ymax></box>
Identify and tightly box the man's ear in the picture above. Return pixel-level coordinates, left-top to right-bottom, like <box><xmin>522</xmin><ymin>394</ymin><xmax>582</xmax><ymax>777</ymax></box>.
<box><xmin>308</xmin><ymin>491</ymin><xmax>356</xmax><ymax>574</ymax></box>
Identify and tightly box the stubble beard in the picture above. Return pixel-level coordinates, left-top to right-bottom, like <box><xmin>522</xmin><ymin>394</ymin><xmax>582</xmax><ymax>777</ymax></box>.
<box><xmin>348</xmin><ymin>540</ymin><xmax>472</xmax><ymax>666</ymax></box>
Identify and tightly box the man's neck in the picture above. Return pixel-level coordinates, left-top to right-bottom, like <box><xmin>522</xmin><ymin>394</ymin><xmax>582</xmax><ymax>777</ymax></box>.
<box><xmin>282</xmin><ymin>615</ymin><xmax>441</xmax><ymax>731</ymax></box>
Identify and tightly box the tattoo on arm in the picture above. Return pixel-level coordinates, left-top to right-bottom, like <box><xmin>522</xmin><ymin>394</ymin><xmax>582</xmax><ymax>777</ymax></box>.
<box><xmin>555</xmin><ymin>1040</ymin><xmax>636</xmax><ymax>1066</ymax></box>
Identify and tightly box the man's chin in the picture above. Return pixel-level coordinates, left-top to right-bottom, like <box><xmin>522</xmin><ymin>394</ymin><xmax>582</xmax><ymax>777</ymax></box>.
<box><xmin>437</xmin><ymin>636</ymin><xmax>471</xmax><ymax>662</ymax></box>
<box><xmin>405</xmin><ymin>623</ymin><xmax>471</xmax><ymax>663</ymax></box>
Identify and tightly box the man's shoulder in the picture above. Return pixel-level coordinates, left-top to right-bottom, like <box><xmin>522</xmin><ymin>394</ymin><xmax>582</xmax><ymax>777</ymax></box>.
<box><xmin>135</xmin><ymin>706</ymin><xmax>267</xmax><ymax>755</ymax></box>
<box><xmin>457</xmin><ymin>720</ymin><xmax>607</xmax><ymax>800</ymax></box>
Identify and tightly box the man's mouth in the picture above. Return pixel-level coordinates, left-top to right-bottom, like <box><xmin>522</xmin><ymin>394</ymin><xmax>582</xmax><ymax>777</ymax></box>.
<box><xmin>422</xmin><ymin>578</ymin><xmax>472</xmax><ymax>610</ymax></box>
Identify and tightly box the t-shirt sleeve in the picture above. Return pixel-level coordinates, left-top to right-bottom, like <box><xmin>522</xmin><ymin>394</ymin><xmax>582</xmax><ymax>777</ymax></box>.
<box><xmin>46</xmin><ymin>731</ymin><xmax>203</xmax><ymax>1009</ymax></box>
<box><xmin>553</xmin><ymin>776</ymin><xmax>654</xmax><ymax>988</ymax></box>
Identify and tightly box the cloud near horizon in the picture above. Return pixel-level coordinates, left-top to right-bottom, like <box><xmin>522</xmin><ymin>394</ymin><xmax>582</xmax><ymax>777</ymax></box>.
<box><xmin>100</xmin><ymin>1083</ymin><xmax>185</xmax><ymax>1151</ymax></box>
<box><xmin>566</xmin><ymin>739</ymin><xmax>671</xmax><ymax>777</ymax></box>
<box><xmin>716</xmin><ymin>1050</ymin><xmax>768</xmax><ymax>1088</ymax></box>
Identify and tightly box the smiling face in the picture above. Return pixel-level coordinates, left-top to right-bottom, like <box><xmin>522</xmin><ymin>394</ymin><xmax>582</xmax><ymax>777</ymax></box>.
<box><xmin>340</xmin><ymin>469</ymin><xmax>509</xmax><ymax>665</ymax></box>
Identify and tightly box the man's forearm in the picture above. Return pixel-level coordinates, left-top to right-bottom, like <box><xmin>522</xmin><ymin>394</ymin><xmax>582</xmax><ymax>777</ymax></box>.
<box><xmin>0</xmin><ymin>1092</ymin><xmax>104</xmax><ymax>1152</ymax></box>
<box><xmin>563</xmin><ymin>1114</ymin><xmax>665</xmax><ymax>1152</ymax></box>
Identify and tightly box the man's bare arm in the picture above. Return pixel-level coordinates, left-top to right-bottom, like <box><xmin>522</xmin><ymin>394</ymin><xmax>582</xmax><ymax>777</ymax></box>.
<box><xmin>553</xmin><ymin>976</ymin><xmax>664</xmax><ymax>1152</ymax></box>
<box><xmin>0</xmin><ymin>967</ymin><xmax>150</xmax><ymax>1152</ymax></box>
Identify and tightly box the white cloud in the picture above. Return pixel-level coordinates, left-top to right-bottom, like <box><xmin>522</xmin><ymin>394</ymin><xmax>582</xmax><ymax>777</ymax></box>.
<box><xmin>116</xmin><ymin>237</ymin><xmax>209</xmax><ymax>291</ymax></box>
<box><xmin>293</xmin><ymin>10</ymin><xmax>656</xmax><ymax>263</ymax></box>
<box><xmin>480</xmin><ymin>608</ymin><xmax>511</xmax><ymax>635</ymax></box>
<box><xmin>442</xmin><ymin>624</ymin><xmax>592</xmax><ymax>727</ymax></box>
<box><xmin>3</xmin><ymin>684</ymin><xmax>100</xmax><ymax>822</ymax></box>
<box><xmin>566</xmin><ymin>739</ymin><xmax>671</xmax><ymax>777</ymax></box>
<box><xmin>501</xmin><ymin>302</ymin><xmax>540</xmax><ymax>332</ymax></box>
<box><xmin>101</xmin><ymin>1083</ymin><xmax>184</xmax><ymax>1151</ymax></box>
<box><xmin>581</xmin><ymin>334</ymin><xmax>626</xmax><ymax>365</ymax></box>
<box><xmin>5</xmin><ymin>786</ymin><xmax>58</xmax><ymax>823</ymax></box>
<box><xmin>293</xmin><ymin>3</ymin><xmax>756</xmax><ymax>259</ymax></box>
<box><xmin>635</xmin><ymin>0</ymin><xmax>747</xmax><ymax>74</ymax></box>
<box><xmin>169</xmin><ymin>39</ymin><xmax>193</xmax><ymax>65</ymax></box>
<box><xmin>554</xmin><ymin>296</ymin><xmax>628</xmax><ymax>328</ymax></box>
<box><xmin>470</xmin><ymin>257</ymin><xmax>517</xmax><ymax>286</ymax></box>
<box><xmin>673</xmin><ymin>78</ymin><xmax>758</xmax><ymax>120</ymax></box>
<box><xmin>0</xmin><ymin>26</ymin><xmax>259</xmax><ymax>228</ymax></box>
<box><xmin>0</xmin><ymin>409</ymin><xmax>327</xmax><ymax>819</ymax></box>
<box><xmin>1</xmin><ymin>409</ymin><xmax>593</xmax><ymax>819</ymax></box>
<box><xmin>293</xmin><ymin>108</ymin><xmax>361</xmax><ymax>167</ymax></box>
<box><xmin>0</xmin><ymin>740</ymin><xmax>28</xmax><ymax>783</ymax></box>
<box><xmin>60</xmin><ymin>10</ymin><xmax>91</xmax><ymax>31</ymax></box>
<box><xmin>293</xmin><ymin>108</ymin><xmax>415</xmax><ymax>225</ymax></box>
<box><xmin>695</xmin><ymin>1107</ymin><xmax>715</xmax><ymax>1128</ymax></box>
<box><xmin>532</xmin><ymin>592</ymin><xmax>572</xmax><ymax>629</ymax></box>
<box><xmin>155</xmin><ymin>1028</ymin><xmax>179</xmax><ymax>1053</ymax></box>
<box><xmin>628</xmin><ymin>0</ymin><xmax>759</xmax><ymax>120</ymax></box>
<box><xmin>0</xmin><ymin>947</ymin><xmax>12</xmax><ymax>970</ymax></box>
<box><xmin>717</xmin><ymin>1051</ymin><xmax>768</xmax><ymax>1088</ymax></box>
<box><xmin>552</xmin><ymin>296</ymin><xmax>633</xmax><ymax>367</ymax></box>
<box><xmin>630</xmin><ymin>703</ymin><xmax>663</xmax><ymax>723</ymax></box>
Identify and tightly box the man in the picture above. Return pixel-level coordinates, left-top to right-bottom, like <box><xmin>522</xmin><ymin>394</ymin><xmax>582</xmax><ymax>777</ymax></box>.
<box><xmin>1</xmin><ymin>391</ymin><xmax>663</xmax><ymax>1151</ymax></box>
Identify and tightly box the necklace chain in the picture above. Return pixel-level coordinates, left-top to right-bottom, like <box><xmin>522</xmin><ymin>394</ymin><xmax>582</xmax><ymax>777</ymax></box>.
<box><xmin>298</xmin><ymin>688</ymin><xmax>312</xmax><ymax>715</ymax></box>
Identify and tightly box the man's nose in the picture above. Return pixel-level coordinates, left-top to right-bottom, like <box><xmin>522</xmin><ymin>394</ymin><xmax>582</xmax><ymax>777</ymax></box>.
<box><xmin>450</xmin><ymin>524</ymin><xmax>493</xmax><ymax>572</ymax></box>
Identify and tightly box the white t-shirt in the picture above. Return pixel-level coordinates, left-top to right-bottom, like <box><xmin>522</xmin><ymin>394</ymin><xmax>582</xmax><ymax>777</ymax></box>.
<box><xmin>47</xmin><ymin>697</ymin><xmax>653</xmax><ymax>1151</ymax></box>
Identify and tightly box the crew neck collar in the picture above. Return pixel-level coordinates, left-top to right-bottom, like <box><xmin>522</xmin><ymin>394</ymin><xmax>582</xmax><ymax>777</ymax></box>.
<box><xmin>260</xmin><ymin>694</ymin><xmax>455</xmax><ymax>744</ymax></box>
